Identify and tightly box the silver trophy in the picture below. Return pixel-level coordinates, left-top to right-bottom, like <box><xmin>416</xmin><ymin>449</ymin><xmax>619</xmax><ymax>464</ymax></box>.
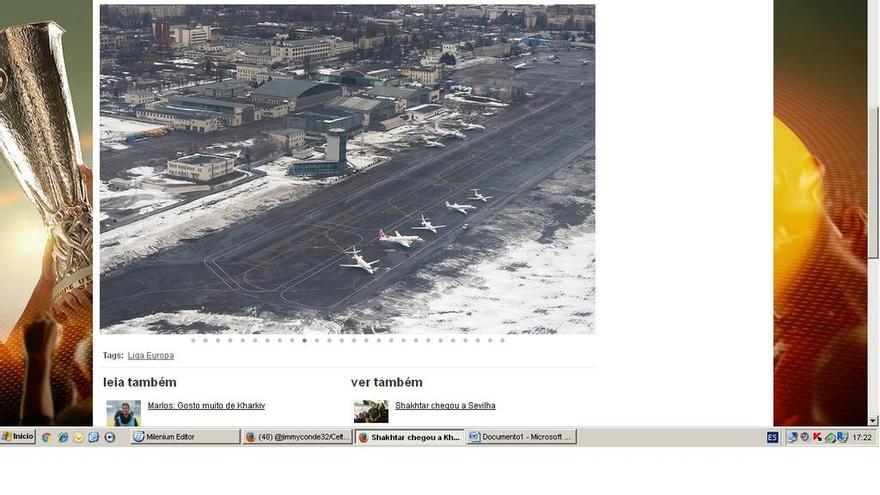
<box><xmin>0</xmin><ymin>21</ymin><xmax>92</xmax><ymax>298</ymax></box>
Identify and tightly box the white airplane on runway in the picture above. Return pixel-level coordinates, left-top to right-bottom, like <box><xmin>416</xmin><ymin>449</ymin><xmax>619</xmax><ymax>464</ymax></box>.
<box><xmin>411</xmin><ymin>214</ymin><xmax>446</xmax><ymax>234</ymax></box>
<box><xmin>433</xmin><ymin>123</ymin><xmax>466</xmax><ymax>139</ymax></box>
<box><xmin>339</xmin><ymin>246</ymin><xmax>380</xmax><ymax>274</ymax></box>
<box><xmin>514</xmin><ymin>62</ymin><xmax>528</xmax><ymax>70</ymax></box>
<box><xmin>423</xmin><ymin>138</ymin><xmax>445</xmax><ymax>148</ymax></box>
<box><xmin>378</xmin><ymin>229</ymin><xmax>422</xmax><ymax>248</ymax></box>
<box><xmin>458</xmin><ymin>120</ymin><xmax>485</xmax><ymax>131</ymax></box>
<box><xmin>446</xmin><ymin>200</ymin><xmax>477</xmax><ymax>215</ymax></box>
<box><xmin>468</xmin><ymin>188</ymin><xmax>493</xmax><ymax>202</ymax></box>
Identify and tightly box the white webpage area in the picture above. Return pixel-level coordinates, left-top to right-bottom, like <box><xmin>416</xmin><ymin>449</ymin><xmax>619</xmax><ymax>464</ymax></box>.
<box><xmin>93</xmin><ymin>331</ymin><xmax>767</xmax><ymax>428</ymax></box>
<box><xmin>91</xmin><ymin>1</ymin><xmax>772</xmax><ymax>430</ymax></box>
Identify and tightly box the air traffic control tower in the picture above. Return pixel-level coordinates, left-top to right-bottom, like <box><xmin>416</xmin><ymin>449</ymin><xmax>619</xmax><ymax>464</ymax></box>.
<box><xmin>288</xmin><ymin>128</ymin><xmax>350</xmax><ymax>178</ymax></box>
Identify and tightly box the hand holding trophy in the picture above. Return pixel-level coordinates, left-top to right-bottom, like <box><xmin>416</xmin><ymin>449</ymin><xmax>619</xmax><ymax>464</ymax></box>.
<box><xmin>0</xmin><ymin>21</ymin><xmax>92</xmax><ymax>299</ymax></box>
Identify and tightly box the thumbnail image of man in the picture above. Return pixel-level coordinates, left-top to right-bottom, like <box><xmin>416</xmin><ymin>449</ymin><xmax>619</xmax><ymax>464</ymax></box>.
<box><xmin>113</xmin><ymin>402</ymin><xmax>138</xmax><ymax>427</ymax></box>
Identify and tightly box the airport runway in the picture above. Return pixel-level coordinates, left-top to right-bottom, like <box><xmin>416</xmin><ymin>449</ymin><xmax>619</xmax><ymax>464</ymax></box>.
<box><xmin>101</xmin><ymin>50</ymin><xmax>595</xmax><ymax>328</ymax></box>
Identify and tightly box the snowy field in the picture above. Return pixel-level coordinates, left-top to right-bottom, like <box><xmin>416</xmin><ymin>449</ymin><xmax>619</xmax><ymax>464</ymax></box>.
<box><xmin>100</xmin><ymin>161</ymin><xmax>315</xmax><ymax>274</ymax></box>
<box><xmin>100</xmin><ymin>117</ymin><xmax>166</xmax><ymax>150</ymax></box>
<box><xmin>381</xmin><ymin>229</ymin><xmax>594</xmax><ymax>334</ymax></box>
<box><xmin>99</xmin><ymin>165</ymin><xmax>181</xmax><ymax>221</ymax></box>
<box><xmin>99</xmin><ymin>180</ymin><xmax>180</xmax><ymax>221</ymax></box>
<box><xmin>454</xmin><ymin>57</ymin><xmax>502</xmax><ymax>69</ymax></box>
<box><xmin>204</xmin><ymin>139</ymin><xmax>254</xmax><ymax>159</ymax></box>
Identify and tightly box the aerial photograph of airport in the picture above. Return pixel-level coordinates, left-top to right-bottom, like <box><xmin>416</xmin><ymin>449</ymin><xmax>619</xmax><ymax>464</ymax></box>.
<box><xmin>98</xmin><ymin>4</ymin><xmax>595</xmax><ymax>335</ymax></box>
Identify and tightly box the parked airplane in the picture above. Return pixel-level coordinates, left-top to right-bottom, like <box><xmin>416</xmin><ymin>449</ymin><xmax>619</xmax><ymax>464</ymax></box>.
<box><xmin>339</xmin><ymin>246</ymin><xmax>380</xmax><ymax>274</ymax></box>
<box><xmin>378</xmin><ymin>229</ymin><xmax>422</xmax><ymax>248</ymax></box>
<box><xmin>433</xmin><ymin>123</ymin><xmax>466</xmax><ymax>139</ymax></box>
<box><xmin>446</xmin><ymin>200</ymin><xmax>477</xmax><ymax>215</ymax></box>
<box><xmin>411</xmin><ymin>214</ymin><xmax>446</xmax><ymax>234</ymax></box>
<box><xmin>458</xmin><ymin>120</ymin><xmax>485</xmax><ymax>131</ymax></box>
<box><xmin>423</xmin><ymin>138</ymin><xmax>445</xmax><ymax>148</ymax></box>
<box><xmin>514</xmin><ymin>62</ymin><xmax>528</xmax><ymax>70</ymax></box>
<box><xmin>468</xmin><ymin>188</ymin><xmax>493</xmax><ymax>202</ymax></box>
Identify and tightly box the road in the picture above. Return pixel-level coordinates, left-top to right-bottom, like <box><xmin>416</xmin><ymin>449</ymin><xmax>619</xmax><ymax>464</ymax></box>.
<box><xmin>101</xmin><ymin>49</ymin><xmax>595</xmax><ymax>328</ymax></box>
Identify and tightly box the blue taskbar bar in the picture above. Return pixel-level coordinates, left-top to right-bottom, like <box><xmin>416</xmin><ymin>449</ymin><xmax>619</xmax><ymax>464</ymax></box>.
<box><xmin>0</xmin><ymin>427</ymin><xmax>876</xmax><ymax>447</ymax></box>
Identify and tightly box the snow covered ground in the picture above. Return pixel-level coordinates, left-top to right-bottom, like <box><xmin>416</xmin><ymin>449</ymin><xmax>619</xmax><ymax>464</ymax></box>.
<box><xmin>383</xmin><ymin>228</ymin><xmax>594</xmax><ymax>334</ymax></box>
<box><xmin>100</xmin><ymin>117</ymin><xmax>166</xmax><ymax>150</ymax></box>
<box><xmin>100</xmin><ymin>160</ymin><xmax>315</xmax><ymax>274</ymax></box>
<box><xmin>102</xmin><ymin>310</ymin><xmax>343</xmax><ymax>335</ymax></box>
<box><xmin>205</xmin><ymin>139</ymin><xmax>254</xmax><ymax>151</ymax></box>
<box><xmin>100</xmin><ymin>165</ymin><xmax>182</xmax><ymax>220</ymax></box>
<box><xmin>454</xmin><ymin>57</ymin><xmax>502</xmax><ymax>69</ymax></box>
<box><xmin>445</xmin><ymin>94</ymin><xmax>508</xmax><ymax>107</ymax></box>
<box><xmin>100</xmin><ymin>180</ymin><xmax>181</xmax><ymax>220</ymax></box>
<box><xmin>124</xmin><ymin>165</ymin><xmax>161</xmax><ymax>181</ymax></box>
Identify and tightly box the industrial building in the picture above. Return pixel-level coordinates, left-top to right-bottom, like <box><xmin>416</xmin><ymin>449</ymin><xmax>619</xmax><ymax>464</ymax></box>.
<box><xmin>364</xmin><ymin>86</ymin><xmax>431</xmax><ymax>109</ymax></box>
<box><xmin>251</xmin><ymin>100</ymin><xmax>290</xmax><ymax>119</ymax></box>
<box><xmin>267</xmin><ymin>128</ymin><xmax>306</xmax><ymax>150</ymax></box>
<box><xmin>236</xmin><ymin>64</ymin><xmax>269</xmax><ymax>82</ymax></box>
<box><xmin>250</xmin><ymin>79</ymin><xmax>342</xmax><ymax>111</ymax></box>
<box><xmin>191</xmin><ymin>80</ymin><xmax>250</xmax><ymax>98</ymax></box>
<box><xmin>240</xmin><ymin>53</ymin><xmax>283</xmax><ymax>66</ymax></box>
<box><xmin>164</xmin><ymin>94</ymin><xmax>255</xmax><ymax>126</ymax></box>
<box><xmin>473</xmin><ymin>78</ymin><xmax>527</xmax><ymax>102</ymax></box>
<box><xmin>167</xmin><ymin>153</ymin><xmax>236</xmax><ymax>182</ymax></box>
<box><xmin>252</xmin><ymin>70</ymin><xmax>301</xmax><ymax>85</ymax></box>
<box><xmin>123</xmin><ymin>90</ymin><xmax>159</xmax><ymax>105</ymax></box>
<box><xmin>288</xmin><ymin>129</ymin><xmax>349</xmax><ymax>177</ymax></box>
<box><xmin>136</xmin><ymin>106</ymin><xmax>220</xmax><ymax>133</ymax></box>
<box><xmin>377</xmin><ymin>116</ymin><xmax>407</xmax><ymax>131</ymax></box>
<box><xmin>284</xmin><ymin>108</ymin><xmax>362</xmax><ymax>135</ymax></box>
<box><xmin>401</xmin><ymin>66</ymin><xmax>442</xmax><ymax>85</ymax></box>
<box><xmin>324</xmin><ymin>96</ymin><xmax>396</xmax><ymax>128</ymax></box>
<box><xmin>317</xmin><ymin>68</ymin><xmax>400</xmax><ymax>87</ymax></box>
<box><xmin>405</xmin><ymin>103</ymin><xmax>443</xmax><ymax>121</ymax></box>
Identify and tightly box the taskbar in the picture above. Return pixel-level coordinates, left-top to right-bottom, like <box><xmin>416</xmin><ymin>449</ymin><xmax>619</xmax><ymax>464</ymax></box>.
<box><xmin>0</xmin><ymin>427</ymin><xmax>876</xmax><ymax>447</ymax></box>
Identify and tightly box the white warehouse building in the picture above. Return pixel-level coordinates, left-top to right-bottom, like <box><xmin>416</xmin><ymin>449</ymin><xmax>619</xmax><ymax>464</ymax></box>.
<box><xmin>166</xmin><ymin>153</ymin><xmax>235</xmax><ymax>182</ymax></box>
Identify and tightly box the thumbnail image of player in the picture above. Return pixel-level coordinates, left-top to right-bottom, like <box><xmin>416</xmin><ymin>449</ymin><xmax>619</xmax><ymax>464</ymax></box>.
<box><xmin>110</xmin><ymin>402</ymin><xmax>140</xmax><ymax>427</ymax></box>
